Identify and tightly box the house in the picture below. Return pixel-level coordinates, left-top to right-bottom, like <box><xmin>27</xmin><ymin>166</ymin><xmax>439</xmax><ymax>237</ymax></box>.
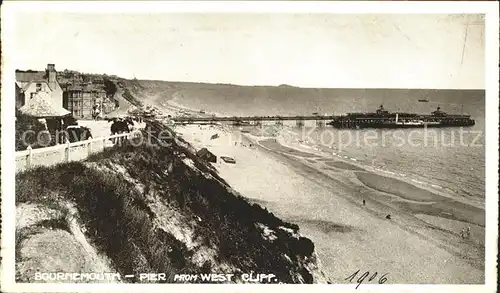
<box><xmin>65</xmin><ymin>84</ymin><xmax>107</xmax><ymax>118</ymax></box>
<box><xmin>15</xmin><ymin>64</ymin><xmax>64</xmax><ymax>111</ymax></box>
<box><xmin>196</xmin><ymin>147</ymin><xmax>217</xmax><ymax>163</ymax></box>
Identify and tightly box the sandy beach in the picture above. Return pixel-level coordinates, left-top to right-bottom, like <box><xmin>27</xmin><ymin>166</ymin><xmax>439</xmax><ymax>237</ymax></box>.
<box><xmin>172</xmin><ymin>120</ymin><xmax>485</xmax><ymax>284</ymax></box>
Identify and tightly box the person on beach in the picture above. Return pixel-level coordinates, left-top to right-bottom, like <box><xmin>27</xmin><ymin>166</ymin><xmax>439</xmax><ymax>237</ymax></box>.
<box><xmin>460</xmin><ymin>228</ymin><xmax>466</xmax><ymax>238</ymax></box>
<box><xmin>363</xmin><ymin>200</ymin><xmax>366</xmax><ymax>206</ymax></box>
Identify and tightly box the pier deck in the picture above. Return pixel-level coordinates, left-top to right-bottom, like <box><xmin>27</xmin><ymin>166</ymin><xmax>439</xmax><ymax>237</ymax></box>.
<box><xmin>167</xmin><ymin>115</ymin><xmax>338</xmax><ymax>122</ymax></box>
<box><xmin>136</xmin><ymin>112</ymin><xmax>474</xmax><ymax>128</ymax></box>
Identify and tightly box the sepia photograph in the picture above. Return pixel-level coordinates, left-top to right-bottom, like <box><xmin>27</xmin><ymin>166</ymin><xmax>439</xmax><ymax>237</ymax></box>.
<box><xmin>1</xmin><ymin>1</ymin><xmax>498</xmax><ymax>292</ymax></box>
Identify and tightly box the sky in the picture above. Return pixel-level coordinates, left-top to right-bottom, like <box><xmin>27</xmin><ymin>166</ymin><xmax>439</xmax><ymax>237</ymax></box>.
<box><xmin>12</xmin><ymin>13</ymin><xmax>485</xmax><ymax>89</ymax></box>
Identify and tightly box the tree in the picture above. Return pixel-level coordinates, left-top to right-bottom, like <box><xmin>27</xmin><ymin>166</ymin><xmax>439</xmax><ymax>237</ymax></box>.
<box><xmin>15</xmin><ymin>111</ymin><xmax>49</xmax><ymax>151</ymax></box>
<box><xmin>103</xmin><ymin>77</ymin><xmax>117</xmax><ymax>98</ymax></box>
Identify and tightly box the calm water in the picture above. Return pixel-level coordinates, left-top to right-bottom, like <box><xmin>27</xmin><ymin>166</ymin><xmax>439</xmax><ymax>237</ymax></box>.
<box><xmin>169</xmin><ymin>86</ymin><xmax>485</xmax><ymax>205</ymax></box>
<box><xmin>288</xmin><ymin>126</ymin><xmax>485</xmax><ymax>207</ymax></box>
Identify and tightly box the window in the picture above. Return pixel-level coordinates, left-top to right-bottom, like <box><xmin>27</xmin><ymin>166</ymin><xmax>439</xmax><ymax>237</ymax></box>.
<box><xmin>36</xmin><ymin>83</ymin><xmax>42</xmax><ymax>92</ymax></box>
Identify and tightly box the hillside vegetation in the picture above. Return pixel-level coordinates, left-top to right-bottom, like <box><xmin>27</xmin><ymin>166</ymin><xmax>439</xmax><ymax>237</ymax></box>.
<box><xmin>16</xmin><ymin>120</ymin><xmax>327</xmax><ymax>283</ymax></box>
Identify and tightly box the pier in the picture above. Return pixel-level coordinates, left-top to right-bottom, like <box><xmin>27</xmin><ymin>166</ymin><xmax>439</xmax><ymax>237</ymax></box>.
<box><xmin>168</xmin><ymin>115</ymin><xmax>338</xmax><ymax>123</ymax></box>
<box><xmin>154</xmin><ymin>113</ymin><xmax>474</xmax><ymax>128</ymax></box>
<box><xmin>140</xmin><ymin>105</ymin><xmax>475</xmax><ymax>129</ymax></box>
<box><xmin>154</xmin><ymin>115</ymin><xmax>337</xmax><ymax>127</ymax></box>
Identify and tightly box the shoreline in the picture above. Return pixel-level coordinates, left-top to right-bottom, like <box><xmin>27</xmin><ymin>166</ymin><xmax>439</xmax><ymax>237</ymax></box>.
<box><xmin>250</xmin><ymin>131</ymin><xmax>485</xmax><ymax>228</ymax></box>
<box><xmin>131</xmin><ymin>93</ymin><xmax>486</xmax><ymax>283</ymax></box>
<box><xmin>269</xmin><ymin>126</ymin><xmax>485</xmax><ymax>211</ymax></box>
<box><xmin>247</xmin><ymin>131</ymin><xmax>484</xmax><ymax>222</ymax></box>
<box><xmin>172</xmin><ymin>121</ymin><xmax>484</xmax><ymax>284</ymax></box>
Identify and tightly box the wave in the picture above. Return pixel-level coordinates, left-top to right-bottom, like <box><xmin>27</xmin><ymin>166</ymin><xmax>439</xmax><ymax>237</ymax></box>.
<box><xmin>311</xmin><ymin>136</ymin><xmax>482</xmax><ymax>202</ymax></box>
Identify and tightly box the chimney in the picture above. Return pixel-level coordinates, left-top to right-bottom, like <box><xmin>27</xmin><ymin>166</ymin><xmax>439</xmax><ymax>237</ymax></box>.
<box><xmin>46</xmin><ymin>64</ymin><xmax>57</xmax><ymax>89</ymax></box>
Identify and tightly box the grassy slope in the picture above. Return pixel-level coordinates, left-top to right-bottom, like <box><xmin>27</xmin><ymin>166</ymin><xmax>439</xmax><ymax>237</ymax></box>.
<box><xmin>16</xmin><ymin>120</ymin><xmax>322</xmax><ymax>283</ymax></box>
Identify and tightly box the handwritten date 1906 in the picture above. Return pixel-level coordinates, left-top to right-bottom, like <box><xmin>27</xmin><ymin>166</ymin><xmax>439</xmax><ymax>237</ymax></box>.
<box><xmin>345</xmin><ymin>270</ymin><xmax>388</xmax><ymax>289</ymax></box>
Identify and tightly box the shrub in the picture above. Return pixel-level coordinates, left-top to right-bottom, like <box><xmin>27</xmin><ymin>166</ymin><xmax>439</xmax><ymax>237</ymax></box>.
<box><xmin>15</xmin><ymin>112</ymin><xmax>48</xmax><ymax>151</ymax></box>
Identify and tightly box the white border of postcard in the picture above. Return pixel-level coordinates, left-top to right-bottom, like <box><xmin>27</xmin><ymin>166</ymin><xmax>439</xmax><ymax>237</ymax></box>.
<box><xmin>1</xmin><ymin>1</ymin><xmax>499</xmax><ymax>293</ymax></box>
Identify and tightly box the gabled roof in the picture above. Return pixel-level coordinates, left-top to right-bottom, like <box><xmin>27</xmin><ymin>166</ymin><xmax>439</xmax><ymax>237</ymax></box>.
<box><xmin>19</xmin><ymin>92</ymin><xmax>71</xmax><ymax>118</ymax></box>
<box><xmin>16</xmin><ymin>71</ymin><xmax>47</xmax><ymax>82</ymax></box>
<box><xmin>23</xmin><ymin>80</ymin><xmax>60</xmax><ymax>92</ymax></box>
<box><xmin>16</xmin><ymin>71</ymin><xmax>62</xmax><ymax>91</ymax></box>
<box><xmin>16</xmin><ymin>80</ymin><xmax>55</xmax><ymax>91</ymax></box>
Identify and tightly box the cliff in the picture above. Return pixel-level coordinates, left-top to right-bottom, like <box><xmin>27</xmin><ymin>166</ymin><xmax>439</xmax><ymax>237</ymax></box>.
<box><xmin>15</xmin><ymin>120</ymin><xmax>328</xmax><ymax>283</ymax></box>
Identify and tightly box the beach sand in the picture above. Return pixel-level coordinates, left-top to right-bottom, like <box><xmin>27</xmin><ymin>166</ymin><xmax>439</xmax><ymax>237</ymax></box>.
<box><xmin>171</xmin><ymin>119</ymin><xmax>486</xmax><ymax>284</ymax></box>
<box><xmin>172</xmin><ymin>122</ymin><xmax>485</xmax><ymax>284</ymax></box>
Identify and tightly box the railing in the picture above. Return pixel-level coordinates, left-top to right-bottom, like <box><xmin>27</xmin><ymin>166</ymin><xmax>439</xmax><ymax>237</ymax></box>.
<box><xmin>15</xmin><ymin>131</ymin><xmax>140</xmax><ymax>172</ymax></box>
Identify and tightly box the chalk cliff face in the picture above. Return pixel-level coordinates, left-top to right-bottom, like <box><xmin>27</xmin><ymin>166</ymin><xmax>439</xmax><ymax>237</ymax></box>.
<box><xmin>15</xmin><ymin>120</ymin><xmax>328</xmax><ymax>284</ymax></box>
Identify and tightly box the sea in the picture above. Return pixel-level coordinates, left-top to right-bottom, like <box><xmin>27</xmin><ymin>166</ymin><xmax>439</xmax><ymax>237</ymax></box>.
<box><xmin>169</xmin><ymin>86</ymin><xmax>486</xmax><ymax>207</ymax></box>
